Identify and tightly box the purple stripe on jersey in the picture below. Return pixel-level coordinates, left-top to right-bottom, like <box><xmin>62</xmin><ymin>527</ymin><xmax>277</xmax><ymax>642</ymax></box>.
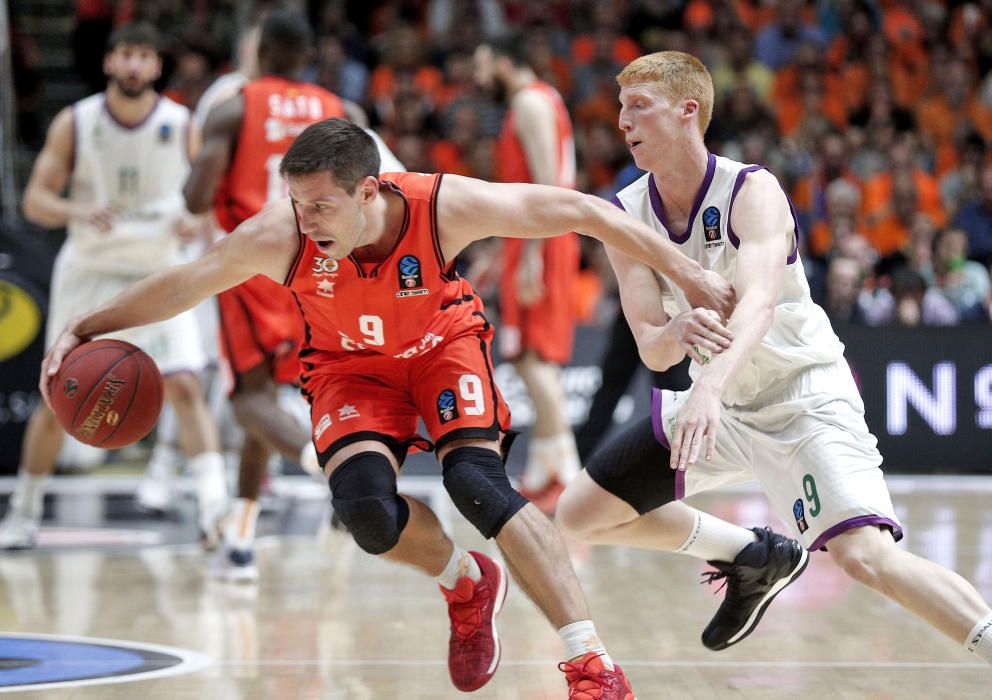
<box><xmin>725</xmin><ymin>165</ymin><xmax>765</xmax><ymax>249</ymax></box>
<box><xmin>648</xmin><ymin>152</ymin><xmax>716</xmax><ymax>244</ymax></box>
<box><xmin>102</xmin><ymin>94</ymin><xmax>163</xmax><ymax>130</ymax></box>
<box><xmin>726</xmin><ymin>165</ymin><xmax>802</xmax><ymax>264</ymax></box>
<box><xmin>809</xmin><ymin>515</ymin><xmax>904</xmax><ymax>552</ymax></box>
<box><xmin>651</xmin><ymin>388</ymin><xmax>670</xmax><ymax>449</ymax></box>
<box><xmin>610</xmin><ymin>195</ymin><xmax>625</xmax><ymax>211</ymax></box>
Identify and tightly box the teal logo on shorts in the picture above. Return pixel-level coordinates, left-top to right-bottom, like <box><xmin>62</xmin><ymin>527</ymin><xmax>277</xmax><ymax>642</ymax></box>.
<box><xmin>793</xmin><ymin>499</ymin><xmax>809</xmax><ymax>534</ymax></box>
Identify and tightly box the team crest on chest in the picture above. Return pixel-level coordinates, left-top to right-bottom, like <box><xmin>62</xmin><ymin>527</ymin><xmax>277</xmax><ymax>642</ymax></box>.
<box><xmin>158</xmin><ymin>123</ymin><xmax>172</xmax><ymax>143</ymax></box>
<box><xmin>396</xmin><ymin>255</ymin><xmax>429</xmax><ymax>297</ymax></box>
<box><xmin>702</xmin><ymin>206</ymin><xmax>724</xmax><ymax>249</ymax></box>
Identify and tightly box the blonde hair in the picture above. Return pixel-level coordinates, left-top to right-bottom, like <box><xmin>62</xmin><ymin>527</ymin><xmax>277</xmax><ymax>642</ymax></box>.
<box><xmin>617</xmin><ymin>51</ymin><xmax>714</xmax><ymax>137</ymax></box>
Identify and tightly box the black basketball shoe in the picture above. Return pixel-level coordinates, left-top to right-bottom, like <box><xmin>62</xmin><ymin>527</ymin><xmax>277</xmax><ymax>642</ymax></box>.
<box><xmin>700</xmin><ymin>526</ymin><xmax>809</xmax><ymax>651</ymax></box>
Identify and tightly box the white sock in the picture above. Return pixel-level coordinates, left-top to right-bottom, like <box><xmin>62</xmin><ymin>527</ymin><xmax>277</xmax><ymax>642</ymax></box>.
<box><xmin>675</xmin><ymin>510</ymin><xmax>758</xmax><ymax>562</ymax></box>
<box><xmin>965</xmin><ymin>613</ymin><xmax>992</xmax><ymax>665</ymax></box>
<box><xmin>522</xmin><ymin>436</ymin><xmax>556</xmax><ymax>492</ymax></box>
<box><xmin>188</xmin><ymin>451</ymin><xmax>228</xmax><ymax>510</ymax></box>
<box><xmin>437</xmin><ymin>546</ymin><xmax>482</xmax><ymax>589</ymax></box>
<box><xmin>558</xmin><ymin>620</ymin><xmax>614</xmax><ymax>670</ymax></box>
<box><xmin>10</xmin><ymin>468</ymin><xmax>48</xmax><ymax>521</ymax></box>
<box><xmin>224</xmin><ymin>498</ymin><xmax>259</xmax><ymax>550</ymax></box>
<box><xmin>554</xmin><ymin>431</ymin><xmax>582</xmax><ymax>484</ymax></box>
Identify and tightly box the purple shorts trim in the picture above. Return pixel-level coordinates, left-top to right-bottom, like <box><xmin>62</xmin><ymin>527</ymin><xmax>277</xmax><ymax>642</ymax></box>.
<box><xmin>651</xmin><ymin>388</ymin><xmax>669</xmax><ymax>448</ymax></box>
<box><xmin>809</xmin><ymin>515</ymin><xmax>904</xmax><ymax>551</ymax></box>
<box><xmin>651</xmin><ymin>388</ymin><xmax>685</xmax><ymax>499</ymax></box>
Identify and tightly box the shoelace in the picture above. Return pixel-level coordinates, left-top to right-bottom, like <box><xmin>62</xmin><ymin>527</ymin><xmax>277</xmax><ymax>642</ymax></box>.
<box><xmin>558</xmin><ymin>656</ymin><xmax>618</xmax><ymax>696</ymax></box>
<box><xmin>700</xmin><ymin>567</ymin><xmax>739</xmax><ymax>596</ymax></box>
<box><xmin>447</xmin><ymin>589</ymin><xmax>485</xmax><ymax>641</ymax></box>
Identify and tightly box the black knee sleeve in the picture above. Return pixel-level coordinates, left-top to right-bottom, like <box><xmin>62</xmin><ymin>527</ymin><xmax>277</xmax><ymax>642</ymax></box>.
<box><xmin>441</xmin><ymin>446</ymin><xmax>528</xmax><ymax>539</ymax></box>
<box><xmin>328</xmin><ymin>452</ymin><xmax>409</xmax><ymax>555</ymax></box>
<box><xmin>585</xmin><ymin>416</ymin><xmax>676</xmax><ymax>514</ymax></box>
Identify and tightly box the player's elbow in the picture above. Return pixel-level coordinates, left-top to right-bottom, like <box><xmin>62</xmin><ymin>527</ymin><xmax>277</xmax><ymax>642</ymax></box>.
<box><xmin>21</xmin><ymin>190</ymin><xmax>53</xmax><ymax>227</ymax></box>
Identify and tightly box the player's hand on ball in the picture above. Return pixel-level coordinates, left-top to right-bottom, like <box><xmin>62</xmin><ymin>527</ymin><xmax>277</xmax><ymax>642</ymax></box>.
<box><xmin>672</xmin><ymin>308</ymin><xmax>732</xmax><ymax>365</ymax></box>
<box><xmin>40</xmin><ymin>327</ymin><xmax>85</xmax><ymax>405</ymax></box>
<box><xmin>670</xmin><ymin>384</ymin><xmax>721</xmax><ymax>470</ymax></box>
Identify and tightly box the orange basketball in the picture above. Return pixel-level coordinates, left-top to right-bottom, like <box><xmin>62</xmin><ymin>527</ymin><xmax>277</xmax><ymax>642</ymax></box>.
<box><xmin>49</xmin><ymin>339</ymin><xmax>164</xmax><ymax>448</ymax></box>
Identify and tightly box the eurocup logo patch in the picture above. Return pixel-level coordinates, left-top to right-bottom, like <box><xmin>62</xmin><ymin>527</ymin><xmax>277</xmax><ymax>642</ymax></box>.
<box><xmin>398</xmin><ymin>255</ymin><xmax>423</xmax><ymax>289</ymax></box>
<box><xmin>159</xmin><ymin>123</ymin><xmax>172</xmax><ymax>143</ymax></box>
<box><xmin>437</xmin><ymin>389</ymin><xmax>459</xmax><ymax>424</ymax></box>
<box><xmin>793</xmin><ymin>499</ymin><xmax>809</xmax><ymax>534</ymax></box>
<box><xmin>702</xmin><ymin>206</ymin><xmax>721</xmax><ymax>242</ymax></box>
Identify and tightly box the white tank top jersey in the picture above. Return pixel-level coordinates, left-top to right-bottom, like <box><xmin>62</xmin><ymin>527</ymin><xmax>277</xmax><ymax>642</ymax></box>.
<box><xmin>613</xmin><ymin>153</ymin><xmax>845</xmax><ymax>407</ymax></box>
<box><xmin>67</xmin><ymin>93</ymin><xmax>191</xmax><ymax>274</ymax></box>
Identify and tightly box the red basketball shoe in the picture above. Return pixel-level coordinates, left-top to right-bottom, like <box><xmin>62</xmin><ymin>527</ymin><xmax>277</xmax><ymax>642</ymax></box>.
<box><xmin>560</xmin><ymin>652</ymin><xmax>636</xmax><ymax>700</ymax></box>
<box><xmin>440</xmin><ymin>551</ymin><xmax>508</xmax><ymax>691</ymax></box>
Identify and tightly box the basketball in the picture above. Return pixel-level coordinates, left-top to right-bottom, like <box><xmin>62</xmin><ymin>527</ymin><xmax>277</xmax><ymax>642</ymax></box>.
<box><xmin>48</xmin><ymin>339</ymin><xmax>164</xmax><ymax>449</ymax></box>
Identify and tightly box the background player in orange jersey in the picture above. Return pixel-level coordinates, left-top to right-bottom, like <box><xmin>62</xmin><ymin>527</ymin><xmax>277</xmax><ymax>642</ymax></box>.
<box><xmin>474</xmin><ymin>36</ymin><xmax>582</xmax><ymax>514</ymax></box>
<box><xmin>42</xmin><ymin>118</ymin><xmax>732</xmax><ymax>696</ymax></box>
<box><xmin>181</xmin><ymin>11</ymin><xmax>372</xmax><ymax>581</ymax></box>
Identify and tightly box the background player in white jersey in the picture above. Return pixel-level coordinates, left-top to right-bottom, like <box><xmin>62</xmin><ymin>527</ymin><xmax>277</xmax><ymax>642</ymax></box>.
<box><xmin>557</xmin><ymin>51</ymin><xmax>992</xmax><ymax>665</ymax></box>
<box><xmin>0</xmin><ymin>23</ymin><xmax>230</xmax><ymax>550</ymax></box>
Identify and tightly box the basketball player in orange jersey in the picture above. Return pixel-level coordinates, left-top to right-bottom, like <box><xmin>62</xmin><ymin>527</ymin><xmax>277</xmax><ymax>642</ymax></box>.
<box><xmin>0</xmin><ymin>23</ymin><xmax>230</xmax><ymax>551</ymax></box>
<box><xmin>474</xmin><ymin>37</ymin><xmax>581</xmax><ymax>514</ymax></box>
<box><xmin>43</xmin><ymin>118</ymin><xmax>733</xmax><ymax>696</ymax></box>
<box><xmin>181</xmin><ymin>11</ymin><xmax>365</xmax><ymax>581</ymax></box>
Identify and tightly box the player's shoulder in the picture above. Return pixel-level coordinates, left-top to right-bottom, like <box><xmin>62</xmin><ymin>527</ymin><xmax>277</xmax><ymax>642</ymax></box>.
<box><xmin>156</xmin><ymin>95</ymin><xmax>191</xmax><ymax>120</ymax></box>
<box><xmin>382</xmin><ymin>171</ymin><xmax>440</xmax><ymax>202</ymax></box>
<box><xmin>614</xmin><ymin>170</ymin><xmax>652</xmax><ymax>207</ymax></box>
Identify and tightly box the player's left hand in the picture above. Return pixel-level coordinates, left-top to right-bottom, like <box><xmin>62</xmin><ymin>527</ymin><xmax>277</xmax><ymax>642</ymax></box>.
<box><xmin>517</xmin><ymin>249</ymin><xmax>545</xmax><ymax>306</ymax></box>
<box><xmin>40</xmin><ymin>326</ymin><xmax>85</xmax><ymax>407</ymax></box>
<box><xmin>670</xmin><ymin>384</ymin><xmax>721</xmax><ymax>471</ymax></box>
<box><xmin>684</xmin><ymin>269</ymin><xmax>735</xmax><ymax>322</ymax></box>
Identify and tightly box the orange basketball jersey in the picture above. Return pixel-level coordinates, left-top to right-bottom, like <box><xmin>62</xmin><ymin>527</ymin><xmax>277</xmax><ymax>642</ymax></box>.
<box><xmin>495</xmin><ymin>80</ymin><xmax>575</xmax><ymax>188</ymax></box>
<box><xmin>213</xmin><ymin>75</ymin><xmax>345</xmax><ymax>232</ymax></box>
<box><xmin>285</xmin><ymin>172</ymin><xmax>486</xmax><ymax>360</ymax></box>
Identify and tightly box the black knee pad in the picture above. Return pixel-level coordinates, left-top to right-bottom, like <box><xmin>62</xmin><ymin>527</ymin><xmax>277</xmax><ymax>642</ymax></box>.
<box><xmin>441</xmin><ymin>447</ymin><xmax>528</xmax><ymax>539</ymax></box>
<box><xmin>328</xmin><ymin>452</ymin><xmax>409</xmax><ymax>555</ymax></box>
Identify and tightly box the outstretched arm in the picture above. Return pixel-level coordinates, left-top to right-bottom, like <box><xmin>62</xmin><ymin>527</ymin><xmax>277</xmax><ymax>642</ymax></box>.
<box><xmin>41</xmin><ymin>201</ymin><xmax>299</xmax><ymax>398</ymax></box>
<box><xmin>436</xmin><ymin>175</ymin><xmax>735</xmax><ymax>319</ymax></box>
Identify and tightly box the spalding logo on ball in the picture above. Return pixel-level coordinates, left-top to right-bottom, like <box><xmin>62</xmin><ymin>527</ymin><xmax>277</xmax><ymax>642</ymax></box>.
<box><xmin>49</xmin><ymin>339</ymin><xmax>164</xmax><ymax>448</ymax></box>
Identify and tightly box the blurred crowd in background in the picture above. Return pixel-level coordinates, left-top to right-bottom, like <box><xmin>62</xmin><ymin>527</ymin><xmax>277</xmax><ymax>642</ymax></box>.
<box><xmin>10</xmin><ymin>0</ymin><xmax>992</xmax><ymax>328</ymax></box>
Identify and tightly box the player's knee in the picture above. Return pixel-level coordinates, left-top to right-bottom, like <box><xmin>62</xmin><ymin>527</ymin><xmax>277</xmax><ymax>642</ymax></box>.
<box><xmin>555</xmin><ymin>485</ymin><xmax>593</xmax><ymax>540</ymax></box>
<box><xmin>163</xmin><ymin>372</ymin><xmax>201</xmax><ymax>406</ymax></box>
<box><xmin>328</xmin><ymin>452</ymin><xmax>409</xmax><ymax>555</ymax></box>
<box><xmin>230</xmin><ymin>390</ymin><xmax>265</xmax><ymax>426</ymax></box>
<box><xmin>441</xmin><ymin>447</ymin><xmax>527</xmax><ymax>539</ymax></box>
<box><xmin>830</xmin><ymin>541</ymin><xmax>882</xmax><ymax>587</ymax></box>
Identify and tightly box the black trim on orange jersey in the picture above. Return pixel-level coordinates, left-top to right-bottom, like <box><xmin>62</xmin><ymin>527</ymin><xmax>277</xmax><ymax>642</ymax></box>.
<box><xmin>319</xmin><ymin>431</ymin><xmax>430</xmax><ymax>468</ymax></box>
<box><xmin>283</xmin><ymin>204</ymin><xmax>308</xmax><ymax>286</ymax></box>
<box><xmin>439</xmin><ymin>293</ymin><xmax>477</xmax><ymax>311</ymax></box>
<box><xmin>428</xmin><ymin>173</ymin><xmax>447</xmax><ymax>272</ymax></box>
<box><xmin>347</xmin><ymin>178</ymin><xmax>413</xmax><ymax>279</ymax></box>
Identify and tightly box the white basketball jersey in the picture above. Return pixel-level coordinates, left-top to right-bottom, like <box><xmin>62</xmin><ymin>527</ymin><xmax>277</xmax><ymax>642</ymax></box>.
<box><xmin>67</xmin><ymin>93</ymin><xmax>191</xmax><ymax>274</ymax></box>
<box><xmin>614</xmin><ymin>153</ymin><xmax>844</xmax><ymax>406</ymax></box>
